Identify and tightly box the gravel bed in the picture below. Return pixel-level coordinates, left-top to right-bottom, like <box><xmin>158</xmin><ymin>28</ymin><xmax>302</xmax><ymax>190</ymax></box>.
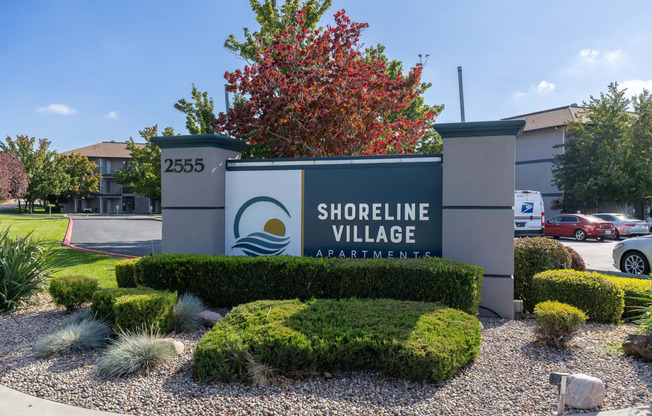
<box><xmin>0</xmin><ymin>295</ymin><xmax>650</xmax><ymax>416</ymax></box>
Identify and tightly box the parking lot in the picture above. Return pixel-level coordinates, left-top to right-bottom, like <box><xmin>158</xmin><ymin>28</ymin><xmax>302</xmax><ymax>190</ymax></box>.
<box><xmin>559</xmin><ymin>237</ymin><xmax>621</xmax><ymax>272</ymax></box>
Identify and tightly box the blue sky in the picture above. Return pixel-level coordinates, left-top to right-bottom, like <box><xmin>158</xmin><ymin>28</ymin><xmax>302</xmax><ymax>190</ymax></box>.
<box><xmin>1</xmin><ymin>0</ymin><xmax>651</xmax><ymax>152</ymax></box>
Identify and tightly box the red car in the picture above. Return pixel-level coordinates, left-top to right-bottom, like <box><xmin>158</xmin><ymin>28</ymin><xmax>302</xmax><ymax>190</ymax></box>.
<box><xmin>544</xmin><ymin>214</ymin><xmax>616</xmax><ymax>241</ymax></box>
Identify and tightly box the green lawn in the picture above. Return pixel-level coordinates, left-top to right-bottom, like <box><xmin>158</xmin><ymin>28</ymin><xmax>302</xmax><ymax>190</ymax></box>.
<box><xmin>0</xmin><ymin>214</ymin><xmax>119</xmax><ymax>287</ymax></box>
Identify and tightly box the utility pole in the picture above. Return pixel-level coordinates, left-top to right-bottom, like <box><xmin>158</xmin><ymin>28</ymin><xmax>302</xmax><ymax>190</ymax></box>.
<box><xmin>457</xmin><ymin>66</ymin><xmax>466</xmax><ymax>122</ymax></box>
<box><xmin>224</xmin><ymin>84</ymin><xmax>230</xmax><ymax>112</ymax></box>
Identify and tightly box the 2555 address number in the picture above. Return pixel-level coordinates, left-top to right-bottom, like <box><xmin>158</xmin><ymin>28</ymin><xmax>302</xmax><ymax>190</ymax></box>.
<box><xmin>163</xmin><ymin>158</ymin><xmax>205</xmax><ymax>173</ymax></box>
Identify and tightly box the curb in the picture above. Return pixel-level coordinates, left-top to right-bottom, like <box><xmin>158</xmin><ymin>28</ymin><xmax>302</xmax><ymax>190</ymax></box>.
<box><xmin>61</xmin><ymin>217</ymin><xmax>138</xmax><ymax>259</ymax></box>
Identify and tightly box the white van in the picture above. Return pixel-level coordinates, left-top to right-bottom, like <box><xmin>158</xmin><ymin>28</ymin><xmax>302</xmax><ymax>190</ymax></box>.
<box><xmin>514</xmin><ymin>190</ymin><xmax>545</xmax><ymax>237</ymax></box>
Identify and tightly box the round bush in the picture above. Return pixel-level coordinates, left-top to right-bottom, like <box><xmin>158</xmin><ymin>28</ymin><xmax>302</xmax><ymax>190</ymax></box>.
<box><xmin>48</xmin><ymin>275</ymin><xmax>99</xmax><ymax>312</ymax></box>
<box><xmin>514</xmin><ymin>238</ymin><xmax>572</xmax><ymax>311</ymax></box>
<box><xmin>194</xmin><ymin>298</ymin><xmax>482</xmax><ymax>384</ymax></box>
<box><xmin>534</xmin><ymin>301</ymin><xmax>587</xmax><ymax>349</ymax></box>
<box><xmin>606</xmin><ymin>276</ymin><xmax>652</xmax><ymax>319</ymax></box>
<box><xmin>532</xmin><ymin>270</ymin><xmax>624</xmax><ymax>323</ymax></box>
<box><xmin>564</xmin><ymin>246</ymin><xmax>586</xmax><ymax>271</ymax></box>
<box><xmin>97</xmin><ymin>330</ymin><xmax>177</xmax><ymax>378</ymax></box>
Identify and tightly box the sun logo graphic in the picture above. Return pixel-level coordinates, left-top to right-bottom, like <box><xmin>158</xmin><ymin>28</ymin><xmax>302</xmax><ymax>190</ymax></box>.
<box><xmin>231</xmin><ymin>196</ymin><xmax>291</xmax><ymax>257</ymax></box>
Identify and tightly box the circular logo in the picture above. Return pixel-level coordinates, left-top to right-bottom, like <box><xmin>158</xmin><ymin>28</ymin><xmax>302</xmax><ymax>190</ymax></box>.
<box><xmin>232</xmin><ymin>196</ymin><xmax>291</xmax><ymax>257</ymax></box>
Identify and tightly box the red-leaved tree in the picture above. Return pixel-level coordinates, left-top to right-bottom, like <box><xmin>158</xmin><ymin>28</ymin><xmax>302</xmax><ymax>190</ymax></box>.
<box><xmin>213</xmin><ymin>9</ymin><xmax>436</xmax><ymax>158</ymax></box>
<box><xmin>0</xmin><ymin>153</ymin><xmax>29</xmax><ymax>201</ymax></box>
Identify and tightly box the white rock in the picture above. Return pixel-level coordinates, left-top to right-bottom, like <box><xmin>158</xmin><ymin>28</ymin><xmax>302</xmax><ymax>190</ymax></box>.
<box><xmin>198</xmin><ymin>310</ymin><xmax>223</xmax><ymax>327</ymax></box>
<box><xmin>159</xmin><ymin>338</ymin><xmax>185</xmax><ymax>355</ymax></box>
<box><xmin>565</xmin><ymin>374</ymin><xmax>606</xmax><ymax>409</ymax></box>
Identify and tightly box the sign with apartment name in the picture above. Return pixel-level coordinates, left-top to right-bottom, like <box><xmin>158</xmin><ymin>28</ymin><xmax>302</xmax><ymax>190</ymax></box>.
<box><xmin>225</xmin><ymin>159</ymin><xmax>442</xmax><ymax>259</ymax></box>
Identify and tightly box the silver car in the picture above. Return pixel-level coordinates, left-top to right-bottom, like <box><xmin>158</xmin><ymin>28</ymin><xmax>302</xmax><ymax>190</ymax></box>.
<box><xmin>592</xmin><ymin>213</ymin><xmax>649</xmax><ymax>239</ymax></box>
<box><xmin>613</xmin><ymin>235</ymin><xmax>652</xmax><ymax>275</ymax></box>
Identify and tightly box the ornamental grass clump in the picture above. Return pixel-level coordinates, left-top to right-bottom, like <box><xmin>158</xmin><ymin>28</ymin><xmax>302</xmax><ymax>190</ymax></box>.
<box><xmin>32</xmin><ymin>317</ymin><xmax>112</xmax><ymax>358</ymax></box>
<box><xmin>0</xmin><ymin>227</ymin><xmax>60</xmax><ymax>313</ymax></box>
<box><xmin>534</xmin><ymin>301</ymin><xmax>587</xmax><ymax>349</ymax></box>
<box><xmin>174</xmin><ymin>293</ymin><xmax>205</xmax><ymax>331</ymax></box>
<box><xmin>97</xmin><ymin>328</ymin><xmax>177</xmax><ymax>378</ymax></box>
<box><xmin>48</xmin><ymin>275</ymin><xmax>99</xmax><ymax>312</ymax></box>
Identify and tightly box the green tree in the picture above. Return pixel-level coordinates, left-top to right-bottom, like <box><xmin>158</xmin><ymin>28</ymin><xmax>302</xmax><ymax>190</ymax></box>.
<box><xmin>364</xmin><ymin>45</ymin><xmax>444</xmax><ymax>154</ymax></box>
<box><xmin>1</xmin><ymin>135</ymin><xmax>69</xmax><ymax>213</ymax></box>
<box><xmin>115</xmin><ymin>125</ymin><xmax>175</xmax><ymax>199</ymax></box>
<box><xmin>225</xmin><ymin>0</ymin><xmax>332</xmax><ymax>62</ymax></box>
<box><xmin>553</xmin><ymin>83</ymin><xmax>638</xmax><ymax>212</ymax></box>
<box><xmin>628</xmin><ymin>89</ymin><xmax>652</xmax><ymax>204</ymax></box>
<box><xmin>174</xmin><ymin>84</ymin><xmax>216</xmax><ymax>135</ymax></box>
<box><xmin>56</xmin><ymin>152</ymin><xmax>102</xmax><ymax>203</ymax></box>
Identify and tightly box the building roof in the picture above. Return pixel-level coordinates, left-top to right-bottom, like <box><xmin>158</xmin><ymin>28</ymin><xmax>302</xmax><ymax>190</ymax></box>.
<box><xmin>61</xmin><ymin>141</ymin><xmax>145</xmax><ymax>158</ymax></box>
<box><xmin>502</xmin><ymin>105</ymin><xmax>589</xmax><ymax>132</ymax></box>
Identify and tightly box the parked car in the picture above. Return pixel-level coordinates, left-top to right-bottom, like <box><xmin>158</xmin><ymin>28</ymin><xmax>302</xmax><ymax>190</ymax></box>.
<box><xmin>544</xmin><ymin>214</ymin><xmax>616</xmax><ymax>241</ymax></box>
<box><xmin>591</xmin><ymin>213</ymin><xmax>650</xmax><ymax>239</ymax></box>
<box><xmin>647</xmin><ymin>217</ymin><xmax>652</xmax><ymax>233</ymax></box>
<box><xmin>613</xmin><ymin>235</ymin><xmax>652</xmax><ymax>275</ymax></box>
<box><xmin>513</xmin><ymin>190</ymin><xmax>545</xmax><ymax>237</ymax></box>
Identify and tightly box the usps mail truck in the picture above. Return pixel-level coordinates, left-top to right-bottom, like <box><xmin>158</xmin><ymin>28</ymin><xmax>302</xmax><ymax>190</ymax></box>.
<box><xmin>514</xmin><ymin>190</ymin><xmax>545</xmax><ymax>237</ymax></box>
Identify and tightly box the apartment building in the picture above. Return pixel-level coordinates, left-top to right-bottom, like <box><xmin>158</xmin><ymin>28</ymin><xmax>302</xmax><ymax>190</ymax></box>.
<box><xmin>61</xmin><ymin>141</ymin><xmax>159</xmax><ymax>214</ymax></box>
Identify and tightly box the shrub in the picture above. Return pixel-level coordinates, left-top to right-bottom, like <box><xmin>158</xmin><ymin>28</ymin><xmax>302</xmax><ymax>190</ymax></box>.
<box><xmin>97</xmin><ymin>329</ymin><xmax>177</xmax><ymax>378</ymax></box>
<box><xmin>91</xmin><ymin>287</ymin><xmax>163</xmax><ymax>322</ymax></box>
<box><xmin>115</xmin><ymin>258</ymin><xmax>139</xmax><ymax>288</ymax></box>
<box><xmin>514</xmin><ymin>238</ymin><xmax>572</xmax><ymax>311</ymax></box>
<box><xmin>0</xmin><ymin>227</ymin><xmax>60</xmax><ymax>313</ymax></box>
<box><xmin>61</xmin><ymin>309</ymin><xmax>94</xmax><ymax>327</ymax></box>
<box><xmin>135</xmin><ymin>254</ymin><xmax>484</xmax><ymax>315</ymax></box>
<box><xmin>113</xmin><ymin>291</ymin><xmax>176</xmax><ymax>333</ymax></box>
<box><xmin>606</xmin><ymin>276</ymin><xmax>652</xmax><ymax>319</ymax></box>
<box><xmin>564</xmin><ymin>246</ymin><xmax>586</xmax><ymax>271</ymax></box>
<box><xmin>534</xmin><ymin>301</ymin><xmax>587</xmax><ymax>348</ymax></box>
<box><xmin>532</xmin><ymin>270</ymin><xmax>624</xmax><ymax>323</ymax></box>
<box><xmin>629</xmin><ymin>290</ymin><xmax>652</xmax><ymax>334</ymax></box>
<box><xmin>194</xmin><ymin>298</ymin><xmax>482</xmax><ymax>384</ymax></box>
<box><xmin>174</xmin><ymin>293</ymin><xmax>205</xmax><ymax>331</ymax></box>
<box><xmin>32</xmin><ymin>318</ymin><xmax>112</xmax><ymax>358</ymax></box>
<box><xmin>48</xmin><ymin>275</ymin><xmax>99</xmax><ymax>312</ymax></box>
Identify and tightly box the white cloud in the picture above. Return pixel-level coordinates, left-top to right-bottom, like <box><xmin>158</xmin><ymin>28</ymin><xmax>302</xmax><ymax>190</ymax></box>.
<box><xmin>604</xmin><ymin>49</ymin><xmax>623</xmax><ymax>62</ymax></box>
<box><xmin>513</xmin><ymin>92</ymin><xmax>526</xmax><ymax>99</ymax></box>
<box><xmin>105</xmin><ymin>111</ymin><xmax>118</xmax><ymax>119</ymax></box>
<box><xmin>619</xmin><ymin>79</ymin><xmax>652</xmax><ymax>97</ymax></box>
<box><xmin>536</xmin><ymin>80</ymin><xmax>555</xmax><ymax>93</ymax></box>
<box><xmin>37</xmin><ymin>103</ymin><xmax>76</xmax><ymax>115</ymax></box>
<box><xmin>578</xmin><ymin>49</ymin><xmax>599</xmax><ymax>63</ymax></box>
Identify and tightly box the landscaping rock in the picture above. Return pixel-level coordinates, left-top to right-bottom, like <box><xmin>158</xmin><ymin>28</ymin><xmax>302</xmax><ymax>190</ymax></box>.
<box><xmin>622</xmin><ymin>334</ymin><xmax>652</xmax><ymax>361</ymax></box>
<box><xmin>565</xmin><ymin>374</ymin><xmax>605</xmax><ymax>409</ymax></box>
<box><xmin>160</xmin><ymin>338</ymin><xmax>185</xmax><ymax>355</ymax></box>
<box><xmin>198</xmin><ymin>310</ymin><xmax>222</xmax><ymax>327</ymax></box>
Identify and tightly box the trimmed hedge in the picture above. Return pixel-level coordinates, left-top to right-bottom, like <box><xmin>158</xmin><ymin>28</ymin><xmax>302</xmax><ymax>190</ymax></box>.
<box><xmin>48</xmin><ymin>275</ymin><xmax>99</xmax><ymax>312</ymax></box>
<box><xmin>194</xmin><ymin>298</ymin><xmax>482</xmax><ymax>383</ymax></box>
<box><xmin>115</xmin><ymin>258</ymin><xmax>140</xmax><ymax>288</ymax></box>
<box><xmin>534</xmin><ymin>301</ymin><xmax>587</xmax><ymax>349</ymax></box>
<box><xmin>91</xmin><ymin>287</ymin><xmax>175</xmax><ymax>324</ymax></box>
<box><xmin>606</xmin><ymin>276</ymin><xmax>652</xmax><ymax>319</ymax></box>
<box><xmin>114</xmin><ymin>291</ymin><xmax>176</xmax><ymax>333</ymax></box>
<box><xmin>514</xmin><ymin>238</ymin><xmax>572</xmax><ymax>312</ymax></box>
<box><xmin>134</xmin><ymin>254</ymin><xmax>484</xmax><ymax>315</ymax></box>
<box><xmin>532</xmin><ymin>270</ymin><xmax>624</xmax><ymax>323</ymax></box>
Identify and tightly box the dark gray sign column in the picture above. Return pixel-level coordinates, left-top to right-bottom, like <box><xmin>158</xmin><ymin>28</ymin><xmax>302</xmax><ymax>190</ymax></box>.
<box><xmin>436</xmin><ymin>120</ymin><xmax>526</xmax><ymax>319</ymax></box>
<box><xmin>151</xmin><ymin>134</ymin><xmax>246</xmax><ymax>255</ymax></box>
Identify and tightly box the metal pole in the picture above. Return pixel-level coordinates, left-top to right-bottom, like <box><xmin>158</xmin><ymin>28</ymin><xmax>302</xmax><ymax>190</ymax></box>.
<box><xmin>457</xmin><ymin>66</ymin><xmax>466</xmax><ymax>122</ymax></box>
<box><xmin>224</xmin><ymin>84</ymin><xmax>230</xmax><ymax>112</ymax></box>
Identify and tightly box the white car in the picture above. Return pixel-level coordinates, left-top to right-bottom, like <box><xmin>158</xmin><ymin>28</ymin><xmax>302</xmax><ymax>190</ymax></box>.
<box><xmin>613</xmin><ymin>235</ymin><xmax>652</xmax><ymax>275</ymax></box>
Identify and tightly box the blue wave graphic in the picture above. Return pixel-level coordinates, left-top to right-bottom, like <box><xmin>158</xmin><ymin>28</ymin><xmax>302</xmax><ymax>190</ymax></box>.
<box><xmin>232</xmin><ymin>231</ymin><xmax>290</xmax><ymax>257</ymax></box>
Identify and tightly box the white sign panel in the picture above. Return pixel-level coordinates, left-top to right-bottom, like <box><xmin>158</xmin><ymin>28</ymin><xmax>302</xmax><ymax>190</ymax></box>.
<box><xmin>225</xmin><ymin>170</ymin><xmax>302</xmax><ymax>256</ymax></box>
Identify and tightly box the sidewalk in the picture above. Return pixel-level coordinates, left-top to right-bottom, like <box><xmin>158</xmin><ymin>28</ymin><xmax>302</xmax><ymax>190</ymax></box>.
<box><xmin>0</xmin><ymin>385</ymin><xmax>123</xmax><ymax>416</ymax></box>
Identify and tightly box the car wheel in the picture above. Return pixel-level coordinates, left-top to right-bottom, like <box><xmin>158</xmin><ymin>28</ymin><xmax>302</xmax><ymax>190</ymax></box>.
<box><xmin>614</xmin><ymin>229</ymin><xmax>620</xmax><ymax>239</ymax></box>
<box><xmin>621</xmin><ymin>251</ymin><xmax>650</xmax><ymax>275</ymax></box>
<box><xmin>574</xmin><ymin>229</ymin><xmax>586</xmax><ymax>241</ymax></box>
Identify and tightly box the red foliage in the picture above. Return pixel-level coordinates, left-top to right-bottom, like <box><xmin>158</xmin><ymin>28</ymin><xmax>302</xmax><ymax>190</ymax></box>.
<box><xmin>213</xmin><ymin>9</ymin><xmax>436</xmax><ymax>158</ymax></box>
<box><xmin>0</xmin><ymin>153</ymin><xmax>29</xmax><ymax>200</ymax></box>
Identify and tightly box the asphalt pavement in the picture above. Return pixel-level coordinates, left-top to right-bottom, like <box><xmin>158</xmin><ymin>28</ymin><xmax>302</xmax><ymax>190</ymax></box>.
<box><xmin>560</xmin><ymin>237</ymin><xmax>621</xmax><ymax>273</ymax></box>
<box><xmin>70</xmin><ymin>215</ymin><xmax>161</xmax><ymax>257</ymax></box>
